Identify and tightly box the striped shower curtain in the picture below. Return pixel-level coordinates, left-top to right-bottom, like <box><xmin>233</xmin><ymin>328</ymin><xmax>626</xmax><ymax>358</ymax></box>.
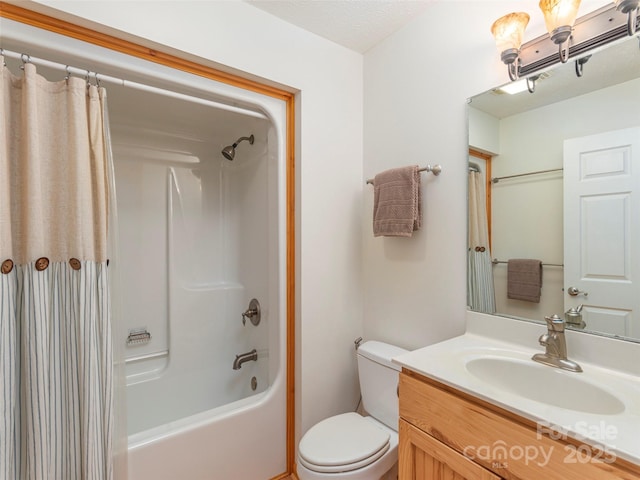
<box><xmin>0</xmin><ymin>59</ymin><xmax>114</xmax><ymax>479</ymax></box>
<box><xmin>467</xmin><ymin>170</ymin><xmax>496</xmax><ymax>314</ymax></box>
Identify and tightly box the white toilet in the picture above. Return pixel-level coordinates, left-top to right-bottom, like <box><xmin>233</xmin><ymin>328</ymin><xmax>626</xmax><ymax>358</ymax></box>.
<box><xmin>297</xmin><ymin>341</ymin><xmax>409</xmax><ymax>480</ymax></box>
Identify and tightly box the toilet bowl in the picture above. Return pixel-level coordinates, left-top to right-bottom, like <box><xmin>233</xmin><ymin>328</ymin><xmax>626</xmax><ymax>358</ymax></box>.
<box><xmin>297</xmin><ymin>341</ymin><xmax>408</xmax><ymax>480</ymax></box>
<box><xmin>297</xmin><ymin>413</ymin><xmax>398</xmax><ymax>480</ymax></box>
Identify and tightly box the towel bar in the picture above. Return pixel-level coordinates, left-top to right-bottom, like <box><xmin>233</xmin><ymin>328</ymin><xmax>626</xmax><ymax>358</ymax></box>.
<box><xmin>366</xmin><ymin>164</ymin><xmax>442</xmax><ymax>185</ymax></box>
<box><xmin>492</xmin><ymin>259</ymin><xmax>563</xmax><ymax>267</ymax></box>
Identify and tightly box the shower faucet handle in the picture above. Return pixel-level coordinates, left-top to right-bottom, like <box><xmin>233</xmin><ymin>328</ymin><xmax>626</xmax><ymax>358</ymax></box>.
<box><xmin>241</xmin><ymin>298</ymin><xmax>261</xmax><ymax>326</ymax></box>
<box><xmin>242</xmin><ymin>309</ymin><xmax>256</xmax><ymax>325</ymax></box>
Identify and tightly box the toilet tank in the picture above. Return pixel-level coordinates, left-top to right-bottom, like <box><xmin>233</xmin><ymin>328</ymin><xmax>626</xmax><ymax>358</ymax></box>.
<box><xmin>357</xmin><ymin>341</ymin><xmax>409</xmax><ymax>431</ymax></box>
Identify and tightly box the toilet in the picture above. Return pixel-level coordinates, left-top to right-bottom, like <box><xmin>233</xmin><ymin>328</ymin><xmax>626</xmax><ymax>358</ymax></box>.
<box><xmin>297</xmin><ymin>341</ymin><xmax>409</xmax><ymax>480</ymax></box>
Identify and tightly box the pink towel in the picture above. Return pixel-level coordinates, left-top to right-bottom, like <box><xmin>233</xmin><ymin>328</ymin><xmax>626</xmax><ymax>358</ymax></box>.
<box><xmin>373</xmin><ymin>165</ymin><xmax>421</xmax><ymax>237</ymax></box>
<box><xmin>507</xmin><ymin>259</ymin><xmax>543</xmax><ymax>303</ymax></box>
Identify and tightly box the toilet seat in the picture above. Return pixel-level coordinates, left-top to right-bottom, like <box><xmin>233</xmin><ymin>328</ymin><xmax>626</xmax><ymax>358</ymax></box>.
<box><xmin>298</xmin><ymin>412</ymin><xmax>391</xmax><ymax>474</ymax></box>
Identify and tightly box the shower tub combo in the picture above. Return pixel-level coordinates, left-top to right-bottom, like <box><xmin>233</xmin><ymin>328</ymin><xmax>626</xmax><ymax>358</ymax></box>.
<box><xmin>1</xmin><ymin>17</ymin><xmax>289</xmax><ymax>480</ymax></box>
<box><xmin>109</xmin><ymin>67</ymin><xmax>288</xmax><ymax>479</ymax></box>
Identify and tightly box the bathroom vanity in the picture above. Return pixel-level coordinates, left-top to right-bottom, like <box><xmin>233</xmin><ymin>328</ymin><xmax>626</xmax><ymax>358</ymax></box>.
<box><xmin>394</xmin><ymin>319</ymin><xmax>640</xmax><ymax>480</ymax></box>
<box><xmin>398</xmin><ymin>370</ymin><xmax>639</xmax><ymax>480</ymax></box>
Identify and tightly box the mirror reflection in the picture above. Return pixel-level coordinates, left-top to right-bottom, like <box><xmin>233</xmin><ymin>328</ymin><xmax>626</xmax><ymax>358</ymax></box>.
<box><xmin>467</xmin><ymin>36</ymin><xmax>640</xmax><ymax>342</ymax></box>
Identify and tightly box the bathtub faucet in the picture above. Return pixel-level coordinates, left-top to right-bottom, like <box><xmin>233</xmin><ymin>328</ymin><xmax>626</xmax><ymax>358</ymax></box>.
<box><xmin>233</xmin><ymin>349</ymin><xmax>258</xmax><ymax>370</ymax></box>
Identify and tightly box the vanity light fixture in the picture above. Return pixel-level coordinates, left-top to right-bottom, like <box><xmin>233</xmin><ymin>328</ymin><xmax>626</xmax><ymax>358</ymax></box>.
<box><xmin>539</xmin><ymin>0</ymin><xmax>582</xmax><ymax>63</ymax></box>
<box><xmin>492</xmin><ymin>2</ymin><xmax>639</xmax><ymax>83</ymax></box>
<box><xmin>491</xmin><ymin>12</ymin><xmax>530</xmax><ymax>80</ymax></box>
<box><xmin>615</xmin><ymin>0</ymin><xmax>640</xmax><ymax>35</ymax></box>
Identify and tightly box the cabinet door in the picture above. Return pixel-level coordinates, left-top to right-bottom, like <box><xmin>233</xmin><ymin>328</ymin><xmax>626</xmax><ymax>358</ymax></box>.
<box><xmin>399</xmin><ymin>419</ymin><xmax>501</xmax><ymax>480</ymax></box>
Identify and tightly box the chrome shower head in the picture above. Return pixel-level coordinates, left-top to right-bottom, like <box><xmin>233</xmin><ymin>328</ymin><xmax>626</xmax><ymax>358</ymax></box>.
<box><xmin>221</xmin><ymin>134</ymin><xmax>254</xmax><ymax>161</ymax></box>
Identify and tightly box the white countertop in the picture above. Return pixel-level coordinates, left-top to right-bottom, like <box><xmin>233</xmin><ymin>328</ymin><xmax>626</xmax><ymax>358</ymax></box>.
<box><xmin>393</xmin><ymin>332</ymin><xmax>640</xmax><ymax>465</ymax></box>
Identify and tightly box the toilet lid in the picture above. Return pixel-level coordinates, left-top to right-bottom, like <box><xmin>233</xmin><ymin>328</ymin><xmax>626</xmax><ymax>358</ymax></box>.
<box><xmin>298</xmin><ymin>413</ymin><xmax>390</xmax><ymax>473</ymax></box>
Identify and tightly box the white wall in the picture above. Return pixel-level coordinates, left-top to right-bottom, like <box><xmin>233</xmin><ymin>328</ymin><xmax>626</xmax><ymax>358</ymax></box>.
<box><xmin>20</xmin><ymin>0</ymin><xmax>365</xmax><ymax>445</ymax></box>
<box><xmin>362</xmin><ymin>1</ymin><xmax>507</xmax><ymax>349</ymax></box>
<box><xmin>469</xmin><ymin>107</ymin><xmax>500</xmax><ymax>155</ymax></box>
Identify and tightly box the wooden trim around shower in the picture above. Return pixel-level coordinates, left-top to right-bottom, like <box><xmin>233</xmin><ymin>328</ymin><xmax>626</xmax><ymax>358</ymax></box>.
<box><xmin>0</xmin><ymin>2</ymin><xmax>298</xmax><ymax>477</ymax></box>
<box><xmin>0</xmin><ymin>2</ymin><xmax>294</xmax><ymax>101</ymax></box>
<box><xmin>469</xmin><ymin>148</ymin><xmax>493</xmax><ymax>250</ymax></box>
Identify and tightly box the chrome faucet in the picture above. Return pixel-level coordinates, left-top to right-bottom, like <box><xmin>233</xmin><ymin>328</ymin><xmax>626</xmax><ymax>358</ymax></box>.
<box><xmin>233</xmin><ymin>349</ymin><xmax>258</xmax><ymax>370</ymax></box>
<box><xmin>532</xmin><ymin>314</ymin><xmax>582</xmax><ymax>372</ymax></box>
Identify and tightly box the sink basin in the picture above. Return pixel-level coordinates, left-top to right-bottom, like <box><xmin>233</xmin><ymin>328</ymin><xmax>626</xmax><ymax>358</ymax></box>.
<box><xmin>465</xmin><ymin>357</ymin><xmax>626</xmax><ymax>415</ymax></box>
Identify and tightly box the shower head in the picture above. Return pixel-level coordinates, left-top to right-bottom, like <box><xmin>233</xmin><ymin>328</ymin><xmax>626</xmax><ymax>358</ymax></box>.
<box><xmin>221</xmin><ymin>134</ymin><xmax>254</xmax><ymax>161</ymax></box>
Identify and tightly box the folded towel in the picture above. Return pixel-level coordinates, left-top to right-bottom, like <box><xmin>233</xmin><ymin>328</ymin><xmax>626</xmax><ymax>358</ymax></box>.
<box><xmin>507</xmin><ymin>259</ymin><xmax>543</xmax><ymax>303</ymax></box>
<box><xmin>372</xmin><ymin>165</ymin><xmax>421</xmax><ymax>237</ymax></box>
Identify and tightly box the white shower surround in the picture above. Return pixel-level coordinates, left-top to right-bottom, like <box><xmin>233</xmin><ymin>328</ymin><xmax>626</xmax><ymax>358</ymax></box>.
<box><xmin>1</xmin><ymin>19</ymin><xmax>289</xmax><ymax>479</ymax></box>
<box><xmin>110</xmin><ymin>88</ymin><xmax>275</xmax><ymax>434</ymax></box>
<box><xmin>119</xmin><ymin>109</ymin><xmax>287</xmax><ymax>479</ymax></box>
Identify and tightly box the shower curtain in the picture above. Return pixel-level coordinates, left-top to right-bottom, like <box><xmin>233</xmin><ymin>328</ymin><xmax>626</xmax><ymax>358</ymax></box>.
<box><xmin>467</xmin><ymin>170</ymin><xmax>496</xmax><ymax>314</ymax></box>
<box><xmin>0</xmin><ymin>59</ymin><xmax>116</xmax><ymax>479</ymax></box>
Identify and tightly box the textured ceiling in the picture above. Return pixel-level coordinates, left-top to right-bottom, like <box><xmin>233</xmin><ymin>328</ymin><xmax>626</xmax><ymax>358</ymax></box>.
<box><xmin>244</xmin><ymin>0</ymin><xmax>434</xmax><ymax>53</ymax></box>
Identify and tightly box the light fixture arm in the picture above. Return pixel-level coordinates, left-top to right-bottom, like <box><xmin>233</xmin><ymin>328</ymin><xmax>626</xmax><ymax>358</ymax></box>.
<box><xmin>501</xmin><ymin>49</ymin><xmax>521</xmax><ymax>81</ymax></box>
<box><xmin>559</xmin><ymin>42</ymin><xmax>569</xmax><ymax>63</ymax></box>
<box><xmin>508</xmin><ymin>62</ymin><xmax>518</xmax><ymax>81</ymax></box>
<box><xmin>549</xmin><ymin>25</ymin><xmax>573</xmax><ymax>63</ymax></box>
<box><xmin>630</xmin><ymin>9</ymin><xmax>639</xmax><ymax>35</ymax></box>
<box><xmin>526</xmin><ymin>75</ymin><xmax>538</xmax><ymax>93</ymax></box>
<box><xmin>574</xmin><ymin>55</ymin><xmax>590</xmax><ymax>77</ymax></box>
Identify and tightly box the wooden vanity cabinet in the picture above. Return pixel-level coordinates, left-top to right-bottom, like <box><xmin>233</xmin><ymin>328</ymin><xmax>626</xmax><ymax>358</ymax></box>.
<box><xmin>398</xmin><ymin>370</ymin><xmax>640</xmax><ymax>480</ymax></box>
<box><xmin>399</xmin><ymin>419</ymin><xmax>500</xmax><ymax>479</ymax></box>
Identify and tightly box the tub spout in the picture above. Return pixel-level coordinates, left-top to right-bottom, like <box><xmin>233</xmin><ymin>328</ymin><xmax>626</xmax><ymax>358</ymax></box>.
<box><xmin>233</xmin><ymin>349</ymin><xmax>258</xmax><ymax>370</ymax></box>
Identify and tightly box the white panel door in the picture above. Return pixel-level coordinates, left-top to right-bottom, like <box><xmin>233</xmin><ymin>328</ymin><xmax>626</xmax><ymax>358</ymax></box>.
<box><xmin>564</xmin><ymin>127</ymin><xmax>640</xmax><ymax>338</ymax></box>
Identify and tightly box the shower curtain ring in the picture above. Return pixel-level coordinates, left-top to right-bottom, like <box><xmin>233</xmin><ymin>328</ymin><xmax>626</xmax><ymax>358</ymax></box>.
<box><xmin>20</xmin><ymin>54</ymin><xmax>30</xmax><ymax>70</ymax></box>
<box><xmin>65</xmin><ymin>65</ymin><xmax>71</xmax><ymax>83</ymax></box>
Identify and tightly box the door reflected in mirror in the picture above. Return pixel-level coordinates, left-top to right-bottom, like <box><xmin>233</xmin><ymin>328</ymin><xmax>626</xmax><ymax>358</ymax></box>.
<box><xmin>467</xmin><ymin>36</ymin><xmax>640</xmax><ymax>343</ymax></box>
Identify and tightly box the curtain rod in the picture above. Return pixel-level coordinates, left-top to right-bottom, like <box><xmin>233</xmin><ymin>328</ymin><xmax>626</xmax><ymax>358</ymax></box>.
<box><xmin>366</xmin><ymin>164</ymin><xmax>442</xmax><ymax>185</ymax></box>
<box><xmin>492</xmin><ymin>259</ymin><xmax>564</xmax><ymax>267</ymax></box>
<box><xmin>1</xmin><ymin>49</ymin><xmax>268</xmax><ymax>120</ymax></box>
<box><xmin>491</xmin><ymin>168</ymin><xmax>563</xmax><ymax>184</ymax></box>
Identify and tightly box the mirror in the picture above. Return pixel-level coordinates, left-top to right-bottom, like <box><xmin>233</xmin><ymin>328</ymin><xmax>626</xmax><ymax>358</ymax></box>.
<box><xmin>467</xmin><ymin>35</ymin><xmax>640</xmax><ymax>343</ymax></box>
